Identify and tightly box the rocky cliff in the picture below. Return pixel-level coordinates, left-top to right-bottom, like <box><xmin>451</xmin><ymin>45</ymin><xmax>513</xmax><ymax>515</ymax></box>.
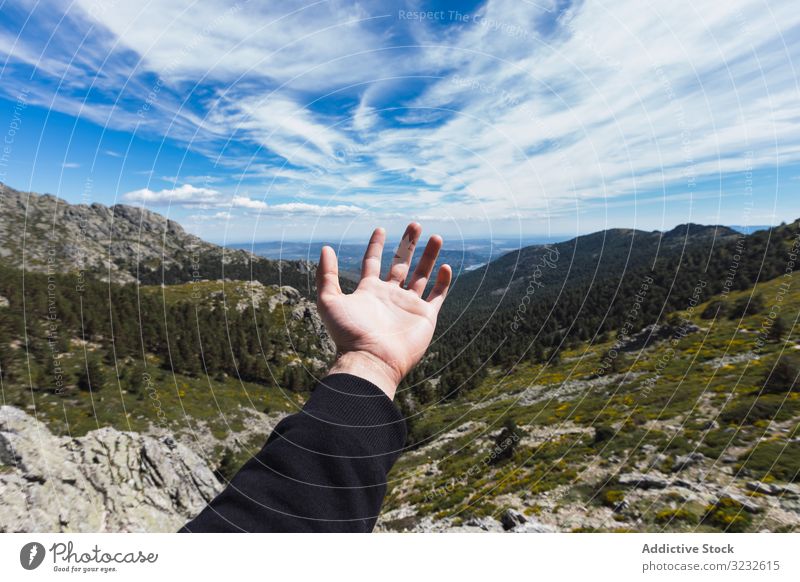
<box><xmin>0</xmin><ymin>406</ymin><xmax>222</xmax><ymax>532</ymax></box>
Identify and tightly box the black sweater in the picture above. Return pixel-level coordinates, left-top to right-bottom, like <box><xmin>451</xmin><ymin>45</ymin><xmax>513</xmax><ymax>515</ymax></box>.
<box><xmin>180</xmin><ymin>373</ymin><xmax>407</xmax><ymax>532</ymax></box>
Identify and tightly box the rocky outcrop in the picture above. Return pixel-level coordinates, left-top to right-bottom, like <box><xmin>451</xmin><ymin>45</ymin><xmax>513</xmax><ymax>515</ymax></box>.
<box><xmin>0</xmin><ymin>406</ymin><xmax>221</xmax><ymax>532</ymax></box>
<box><xmin>0</xmin><ymin>183</ymin><xmax>206</xmax><ymax>283</ymax></box>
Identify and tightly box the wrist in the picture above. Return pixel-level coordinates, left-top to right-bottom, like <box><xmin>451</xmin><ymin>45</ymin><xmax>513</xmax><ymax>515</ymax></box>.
<box><xmin>327</xmin><ymin>351</ymin><xmax>402</xmax><ymax>400</ymax></box>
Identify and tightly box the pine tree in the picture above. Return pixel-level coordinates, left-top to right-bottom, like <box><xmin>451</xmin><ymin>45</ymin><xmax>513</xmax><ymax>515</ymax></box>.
<box><xmin>78</xmin><ymin>358</ymin><xmax>107</xmax><ymax>391</ymax></box>
<box><xmin>768</xmin><ymin>316</ymin><xmax>787</xmax><ymax>343</ymax></box>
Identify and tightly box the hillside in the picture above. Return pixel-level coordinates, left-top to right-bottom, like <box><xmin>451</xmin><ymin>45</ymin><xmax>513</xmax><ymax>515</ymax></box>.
<box><xmin>0</xmin><ymin>182</ymin><xmax>315</xmax><ymax>290</ymax></box>
<box><xmin>443</xmin><ymin>223</ymin><xmax>738</xmax><ymax>311</ymax></box>
<box><xmin>379</xmin><ymin>275</ymin><xmax>800</xmax><ymax>532</ymax></box>
<box><xmin>412</xmin><ymin>220</ymin><xmax>798</xmax><ymax>402</ymax></box>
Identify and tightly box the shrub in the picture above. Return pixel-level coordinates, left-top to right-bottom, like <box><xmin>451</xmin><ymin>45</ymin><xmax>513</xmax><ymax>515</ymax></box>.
<box><xmin>737</xmin><ymin>440</ymin><xmax>800</xmax><ymax>483</ymax></box>
<box><xmin>593</xmin><ymin>424</ymin><xmax>615</xmax><ymax>444</ymax></box>
<box><xmin>762</xmin><ymin>355</ymin><xmax>800</xmax><ymax>394</ymax></box>
<box><xmin>600</xmin><ymin>489</ymin><xmax>626</xmax><ymax>509</ymax></box>
<box><xmin>702</xmin><ymin>497</ymin><xmax>752</xmax><ymax>532</ymax></box>
<box><xmin>488</xmin><ymin>418</ymin><xmax>524</xmax><ymax>465</ymax></box>
<box><xmin>655</xmin><ymin>508</ymin><xmax>698</xmax><ymax>524</ymax></box>
<box><xmin>701</xmin><ymin>300</ymin><xmax>727</xmax><ymax>320</ymax></box>
<box><xmin>719</xmin><ymin>395</ymin><xmax>783</xmax><ymax>425</ymax></box>
<box><xmin>730</xmin><ymin>293</ymin><xmax>764</xmax><ymax>319</ymax></box>
<box><xmin>767</xmin><ymin>317</ymin><xmax>787</xmax><ymax>342</ymax></box>
<box><xmin>213</xmin><ymin>448</ymin><xmax>237</xmax><ymax>483</ymax></box>
<box><xmin>78</xmin><ymin>358</ymin><xmax>107</xmax><ymax>392</ymax></box>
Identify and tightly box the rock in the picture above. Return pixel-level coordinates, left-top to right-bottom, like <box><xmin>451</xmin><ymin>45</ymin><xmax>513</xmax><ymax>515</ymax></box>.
<box><xmin>746</xmin><ymin>481</ymin><xmax>781</xmax><ymax>496</ymax></box>
<box><xmin>463</xmin><ymin>517</ymin><xmax>503</xmax><ymax>531</ymax></box>
<box><xmin>0</xmin><ymin>405</ymin><xmax>220</xmax><ymax>532</ymax></box>
<box><xmin>776</xmin><ymin>483</ymin><xmax>800</xmax><ymax>498</ymax></box>
<box><xmin>672</xmin><ymin>452</ymin><xmax>706</xmax><ymax>472</ymax></box>
<box><xmin>673</xmin><ymin>478</ymin><xmax>698</xmax><ymax>491</ymax></box>
<box><xmin>746</xmin><ymin>481</ymin><xmax>800</xmax><ymax>498</ymax></box>
<box><xmin>618</xmin><ymin>322</ymin><xmax>700</xmax><ymax>352</ymax></box>
<box><xmin>0</xmin><ymin>295</ymin><xmax>8</xmax><ymax>308</ymax></box>
<box><xmin>618</xmin><ymin>471</ymin><xmax>669</xmax><ymax>489</ymax></box>
<box><xmin>501</xmin><ymin>508</ymin><xmax>527</xmax><ymax>530</ymax></box>
<box><xmin>611</xmin><ymin>499</ymin><xmax>630</xmax><ymax>513</ymax></box>
<box><xmin>269</xmin><ymin>285</ymin><xmax>302</xmax><ymax>309</ymax></box>
<box><xmin>512</xmin><ymin>518</ymin><xmax>555</xmax><ymax>533</ymax></box>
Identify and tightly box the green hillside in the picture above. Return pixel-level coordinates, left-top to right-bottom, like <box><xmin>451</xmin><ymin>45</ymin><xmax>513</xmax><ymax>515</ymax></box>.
<box><xmin>381</xmin><ymin>275</ymin><xmax>800</xmax><ymax>532</ymax></box>
<box><xmin>0</xmin><ymin>272</ymin><xmax>331</xmax><ymax>473</ymax></box>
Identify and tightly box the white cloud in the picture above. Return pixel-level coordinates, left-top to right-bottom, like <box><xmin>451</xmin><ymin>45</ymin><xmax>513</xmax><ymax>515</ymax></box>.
<box><xmin>230</xmin><ymin>196</ymin><xmax>268</xmax><ymax>210</ymax></box>
<box><xmin>122</xmin><ymin>184</ymin><xmax>223</xmax><ymax>206</ymax></box>
<box><xmin>269</xmin><ymin>202</ymin><xmax>366</xmax><ymax>216</ymax></box>
<box><xmin>72</xmin><ymin>0</ymin><xmax>396</xmax><ymax>90</ymax></box>
<box><xmin>362</xmin><ymin>0</ymin><xmax>800</xmax><ymax>225</ymax></box>
<box><xmin>231</xmin><ymin>195</ymin><xmax>365</xmax><ymax>216</ymax></box>
<box><xmin>206</xmin><ymin>94</ymin><xmax>350</xmax><ymax>168</ymax></box>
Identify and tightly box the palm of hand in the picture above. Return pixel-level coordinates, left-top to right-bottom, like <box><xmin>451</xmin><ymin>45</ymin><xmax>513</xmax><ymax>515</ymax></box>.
<box><xmin>315</xmin><ymin>224</ymin><xmax>451</xmax><ymax>396</ymax></box>
<box><xmin>320</xmin><ymin>277</ymin><xmax>436</xmax><ymax>377</ymax></box>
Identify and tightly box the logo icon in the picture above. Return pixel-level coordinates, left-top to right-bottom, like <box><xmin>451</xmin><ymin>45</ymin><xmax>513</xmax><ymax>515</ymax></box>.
<box><xmin>20</xmin><ymin>542</ymin><xmax>46</xmax><ymax>570</ymax></box>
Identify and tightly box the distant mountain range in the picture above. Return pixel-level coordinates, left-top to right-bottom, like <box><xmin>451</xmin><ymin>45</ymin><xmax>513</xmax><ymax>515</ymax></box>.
<box><xmin>228</xmin><ymin>238</ymin><xmax>535</xmax><ymax>282</ymax></box>
<box><xmin>229</xmin><ymin>224</ymin><xmax>769</xmax><ymax>285</ymax></box>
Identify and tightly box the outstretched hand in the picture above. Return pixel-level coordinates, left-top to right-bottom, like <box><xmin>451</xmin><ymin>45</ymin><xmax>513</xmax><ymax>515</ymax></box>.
<box><xmin>316</xmin><ymin>223</ymin><xmax>452</xmax><ymax>399</ymax></box>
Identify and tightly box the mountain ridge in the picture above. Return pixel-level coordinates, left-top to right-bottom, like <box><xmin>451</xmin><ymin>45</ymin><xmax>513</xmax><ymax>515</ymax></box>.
<box><xmin>0</xmin><ymin>182</ymin><xmax>316</xmax><ymax>291</ymax></box>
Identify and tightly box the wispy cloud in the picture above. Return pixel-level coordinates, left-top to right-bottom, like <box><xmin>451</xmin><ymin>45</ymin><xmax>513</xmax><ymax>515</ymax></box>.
<box><xmin>2</xmin><ymin>0</ymin><xmax>799</xmax><ymax>235</ymax></box>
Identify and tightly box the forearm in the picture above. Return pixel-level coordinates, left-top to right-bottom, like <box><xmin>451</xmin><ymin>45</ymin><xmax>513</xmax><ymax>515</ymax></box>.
<box><xmin>180</xmin><ymin>372</ymin><xmax>406</xmax><ymax>532</ymax></box>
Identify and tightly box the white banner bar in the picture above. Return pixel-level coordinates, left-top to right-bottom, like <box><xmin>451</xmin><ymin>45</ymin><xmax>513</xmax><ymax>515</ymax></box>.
<box><xmin>1</xmin><ymin>533</ymin><xmax>798</xmax><ymax>581</ymax></box>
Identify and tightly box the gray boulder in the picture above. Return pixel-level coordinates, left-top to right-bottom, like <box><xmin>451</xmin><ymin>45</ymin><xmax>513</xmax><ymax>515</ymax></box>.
<box><xmin>0</xmin><ymin>406</ymin><xmax>220</xmax><ymax>532</ymax></box>
<box><xmin>618</xmin><ymin>471</ymin><xmax>670</xmax><ymax>489</ymax></box>
<box><xmin>672</xmin><ymin>452</ymin><xmax>706</xmax><ymax>472</ymax></box>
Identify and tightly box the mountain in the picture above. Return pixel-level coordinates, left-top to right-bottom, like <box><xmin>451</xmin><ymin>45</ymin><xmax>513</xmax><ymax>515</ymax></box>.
<box><xmin>405</xmin><ymin>218</ymin><xmax>797</xmax><ymax>406</ymax></box>
<box><xmin>0</xmin><ymin>182</ymin><xmax>315</xmax><ymax>291</ymax></box>
<box><xmin>444</xmin><ymin>224</ymin><xmax>739</xmax><ymax>311</ymax></box>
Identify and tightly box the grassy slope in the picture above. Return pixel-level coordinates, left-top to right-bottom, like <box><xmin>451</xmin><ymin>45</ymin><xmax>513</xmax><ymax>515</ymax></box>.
<box><xmin>382</xmin><ymin>276</ymin><xmax>800</xmax><ymax>532</ymax></box>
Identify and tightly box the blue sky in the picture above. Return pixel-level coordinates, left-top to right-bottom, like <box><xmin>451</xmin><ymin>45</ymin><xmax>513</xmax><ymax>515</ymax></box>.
<box><xmin>1</xmin><ymin>0</ymin><xmax>799</xmax><ymax>243</ymax></box>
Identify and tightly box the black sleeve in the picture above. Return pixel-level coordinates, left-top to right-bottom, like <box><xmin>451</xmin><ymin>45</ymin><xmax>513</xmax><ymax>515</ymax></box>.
<box><xmin>179</xmin><ymin>373</ymin><xmax>407</xmax><ymax>532</ymax></box>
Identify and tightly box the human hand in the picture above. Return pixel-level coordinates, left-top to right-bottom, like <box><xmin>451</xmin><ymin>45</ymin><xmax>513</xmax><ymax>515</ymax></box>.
<box><xmin>316</xmin><ymin>223</ymin><xmax>452</xmax><ymax>400</ymax></box>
